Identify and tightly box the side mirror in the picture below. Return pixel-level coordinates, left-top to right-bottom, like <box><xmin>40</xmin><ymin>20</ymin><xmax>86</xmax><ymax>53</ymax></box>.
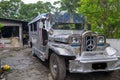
<box><xmin>48</xmin><ymin>28</ymin><xmax>54</xmax><ymax>35</ymax></box>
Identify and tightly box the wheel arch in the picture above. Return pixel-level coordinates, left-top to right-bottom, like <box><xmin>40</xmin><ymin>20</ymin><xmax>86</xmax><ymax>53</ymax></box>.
<box><xmin>48</xmin><ymin>48</ymin><xmax>75</xmax><ymax>60</ymax></box>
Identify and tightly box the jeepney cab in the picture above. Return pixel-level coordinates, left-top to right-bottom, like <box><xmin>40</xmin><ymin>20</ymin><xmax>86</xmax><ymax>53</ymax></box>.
<box><xmin>28</xmin><ymin>13</ymin><xmax>120</xmax><ymax>80</ymax></box>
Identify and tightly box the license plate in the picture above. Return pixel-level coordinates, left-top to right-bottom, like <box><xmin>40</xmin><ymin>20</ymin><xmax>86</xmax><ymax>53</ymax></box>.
<box><xmin>92</xmin><ymin>63</ymin><xmax>107</xmax><ymax>70</ymax></box>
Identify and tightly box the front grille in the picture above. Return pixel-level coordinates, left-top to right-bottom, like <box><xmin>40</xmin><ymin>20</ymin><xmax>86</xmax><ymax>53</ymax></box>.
<box><xmin>85</xmin><ymin>36</ymin><xmax>96</xmax><ymax>51</ymax></box>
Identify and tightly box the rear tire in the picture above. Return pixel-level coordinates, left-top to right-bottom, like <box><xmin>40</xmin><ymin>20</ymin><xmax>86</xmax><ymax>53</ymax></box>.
<box><xmin>50</xmin><ymin>53</ymin><xmax>66</xmax><ymax>80</ymax></box>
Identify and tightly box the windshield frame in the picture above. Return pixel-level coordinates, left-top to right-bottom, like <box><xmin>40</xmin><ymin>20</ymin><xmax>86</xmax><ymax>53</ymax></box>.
<box><xmin>52</xmin><ymin>23</ymin><xmax>84</xmax><ymax>30</ymax></box>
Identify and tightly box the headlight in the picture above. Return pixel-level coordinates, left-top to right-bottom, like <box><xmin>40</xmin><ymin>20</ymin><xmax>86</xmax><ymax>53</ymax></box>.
<box><xmin>98</xmin><ymin>36</ymin><xmax>105</xmax><ymax>44</ymax></box>
<box><xmin>72</xmin><ymin>37</ymin><xmax>79</xmax><ymax>43</ymax></box>
<box><xmin>99</xmin><ymin>37</ymin><xmax>104</xmax><ymax>43</ymax></box>
<box><xmin>71</xmin><ymin>37</ymin><xmax>81</xmax><ymax>44</ymax></box>
<box><xmin>68</xmin><ymin>35</ymin><xmax>81</xmax><ymax>44</ymax></box>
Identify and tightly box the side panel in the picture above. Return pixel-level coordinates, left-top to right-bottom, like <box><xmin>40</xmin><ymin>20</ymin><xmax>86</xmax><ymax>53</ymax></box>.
<box><xmin>33</xmin><ymin>20</ymin><xmax>49</xmax><ymax>61</ymax></box>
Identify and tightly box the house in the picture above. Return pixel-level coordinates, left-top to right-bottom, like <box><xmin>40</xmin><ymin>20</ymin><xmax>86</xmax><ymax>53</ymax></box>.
<box><xmin>0</xmin><ymin>18</ymin><xmax>28</xmax><ymax>47</ymax></box>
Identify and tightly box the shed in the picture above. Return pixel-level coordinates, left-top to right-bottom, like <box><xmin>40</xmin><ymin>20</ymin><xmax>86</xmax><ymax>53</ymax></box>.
<box><xmin>0</xmin><ymin>18</ymin><xmax>28</xmax><ymax>47</ymax></box>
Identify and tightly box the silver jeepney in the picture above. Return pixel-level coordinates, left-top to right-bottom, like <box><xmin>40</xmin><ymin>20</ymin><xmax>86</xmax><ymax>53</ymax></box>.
<box><xmin>28</xmin><ymin>13</ymin><xmax>120</xmax><ymax>80</ymax></box>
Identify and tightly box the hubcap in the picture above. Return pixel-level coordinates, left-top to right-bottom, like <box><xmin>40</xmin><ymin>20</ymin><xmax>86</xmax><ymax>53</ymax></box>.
<box><xmin>52</xmin><ymin>58</ymin><xmax>58</xmax><ymax>75</ymax></box>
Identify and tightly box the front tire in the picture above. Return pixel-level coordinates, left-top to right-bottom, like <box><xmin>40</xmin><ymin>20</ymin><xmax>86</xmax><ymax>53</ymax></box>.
<box><xmin>50</xmin><ymin>53</ymin><xmax>66</xmax><ymax>80</ymax></box>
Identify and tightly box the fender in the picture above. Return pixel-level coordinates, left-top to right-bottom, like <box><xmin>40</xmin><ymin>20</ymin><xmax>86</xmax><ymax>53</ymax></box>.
<box><xmin>49</xmin><ymin>44</ymin><xmax>75</xmax><ymax>57</ymax></box>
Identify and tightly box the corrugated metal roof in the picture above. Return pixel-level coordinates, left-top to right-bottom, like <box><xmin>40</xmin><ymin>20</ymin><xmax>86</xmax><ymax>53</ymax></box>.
<box><xmin>0</xmin><ymin>18</ymin><xmax>28</xmax><ymax>23</ymax></box>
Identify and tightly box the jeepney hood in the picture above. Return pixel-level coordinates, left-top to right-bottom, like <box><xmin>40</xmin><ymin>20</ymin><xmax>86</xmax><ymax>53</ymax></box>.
<box><xmin>49</xmin><ymin>30</ymin><xmax>86</xmax><ymax>43</ymax></box>
<box><xmin>49</xmin><ymin>29</ymin><xmax>93</xmax><ymax>43</ymax></box>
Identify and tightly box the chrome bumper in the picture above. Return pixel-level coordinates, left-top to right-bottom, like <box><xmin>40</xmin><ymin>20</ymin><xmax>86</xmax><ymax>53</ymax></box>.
<box><xmin>69</xmin><ymin>56</ymin><xmax>120</xmax><ymax>73</ymax></box>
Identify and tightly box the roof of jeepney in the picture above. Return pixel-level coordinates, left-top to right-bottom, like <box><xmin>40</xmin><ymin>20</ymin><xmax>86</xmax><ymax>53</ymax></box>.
<box><xmin>54</xmin><ymin>13</ymin><xmax>85</xmax><ymax>24</ymax></box>
<box><xmin>28</xmin><ymin>12</ymin><xmax>85</xmax><ymax>25</ymax></box>
<box><xmin>28</xmin><ymin>13</ymin><xmax>48</xmax><ymax>25</ymax></box>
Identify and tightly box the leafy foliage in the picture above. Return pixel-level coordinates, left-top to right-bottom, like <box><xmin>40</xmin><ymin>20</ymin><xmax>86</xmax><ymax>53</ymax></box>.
<box><xmin>0</xmin><ymin>23</ymin><xmax>3</xmax><ymax>29</ymax></box>
<box><xmin>0</xmin><ymin>0</ymin><xmax>54</xmax><ymax>21</ymax></box>
<box><xmin>77</xmin><ymin>0</ymin><xmax>120</xmax><ymax>38</ymax></box>
<box><xmin>0</xmin><ymin>0</ymin><xmax>120</xmax><ymax>38</ymax></box>
<box><xmin>0</xmin><ymin>23</ymin><xmax>3</xmax><ymax>37</ymax></box>
<box><xmin>0</xmin><ymin>0</ymin><xmax>23</xmax><ymax>19</ymax></box>
<box><xmin>59</xmin><ymin>0</ymin><xmax>80</xmax><ymax>13</ymax></box>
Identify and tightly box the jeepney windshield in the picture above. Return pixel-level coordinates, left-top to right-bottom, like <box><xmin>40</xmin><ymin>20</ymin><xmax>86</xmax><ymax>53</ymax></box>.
<box><xmin>52</xmin><ymin>23</ymin><xmax>84</xmax><ymax>30</ymax></box>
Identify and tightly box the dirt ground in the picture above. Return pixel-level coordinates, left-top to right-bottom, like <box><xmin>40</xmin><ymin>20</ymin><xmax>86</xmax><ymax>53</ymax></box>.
<box><xmin>0</xmin><ymin>48</ymin><xmax>120</xmax><ymax>80</ymax></box>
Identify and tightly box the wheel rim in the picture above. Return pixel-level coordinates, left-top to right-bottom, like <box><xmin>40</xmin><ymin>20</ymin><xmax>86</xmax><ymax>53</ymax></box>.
<box><xmin>50</xmin><ymin>54</ymin><xmax>58</xmax><ymax>78</ymax></box>
<box><xmin>50</xmin><ymin>54</ymin><xmax>66</xmax><ymax>80</ymax></box>
<box><xmin>52</xmin><ymin>59</ymin><xmax>58</xmax><ymax>74</ymax></box>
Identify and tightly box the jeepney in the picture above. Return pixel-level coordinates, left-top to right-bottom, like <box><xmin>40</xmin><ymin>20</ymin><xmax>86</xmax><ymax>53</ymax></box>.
<box><xmin>28</xmin><ymin>13</ymin><xmax>120</xmax><ymax>80</ymax></box>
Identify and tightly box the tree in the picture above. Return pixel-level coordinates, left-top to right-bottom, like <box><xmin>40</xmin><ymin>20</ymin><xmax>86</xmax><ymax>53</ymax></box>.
<box><xmin>77</xmin><ymin>0</ymin><xmax>120</xmax><ymax>38</ymax></box>
<box><xmin>0</xmin><ymin>23</ymin><xmax>3</xmax><ymax>38</ymax></box>
<box><xmin>0</xmin><ymin>0</ymin><xmax>23</xmax><ymax>19</ymax></box>
<box><xmin>0</xmin><ymin>0</ymin><xmax>54</xmax><ymax>21</ymax></box>
<box><xmin>53</xmin><ymin>1</ymin><xmax>61</xmax><ymax>12</ymax></box>
<box><xmin>55</xmin><ymin>0</ymin><xmax>80</xmax><ymax>13</ymax></box>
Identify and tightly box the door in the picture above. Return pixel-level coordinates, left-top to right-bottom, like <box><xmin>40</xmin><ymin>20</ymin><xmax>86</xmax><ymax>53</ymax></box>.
<box><xmin>38</xmin><ymin>20</ymin><xmax>48</xmax><ymax>57</ymax></box>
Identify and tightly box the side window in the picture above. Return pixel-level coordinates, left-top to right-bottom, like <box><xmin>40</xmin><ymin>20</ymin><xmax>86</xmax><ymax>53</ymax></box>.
<box><xmin>29</xmin><ymin>21</ymin><xmax>40</xmax><ymax>32</ymax></box>
<box><xmin>31</xmin><ymin>24</ymin><xmax>34</xmax><ymax>31</ymax></box>
<box><xmin>30</xmin><ymin>24</ymin><xmax>34</xmax><ymax>32</ymax></box>
<box><xmin>37</xmin><ymin>22</ymin><xmax>39</xmax><ymax>29</ymax></box>
<box><xmin>34</xmin><ymin>22</ymin><xmax>37</xmax><ymax>31</ymax></box>
<box><xmin>29</xmin><ymin>25</ymin><xmax>32</xmax><ymax>32</ymax></box>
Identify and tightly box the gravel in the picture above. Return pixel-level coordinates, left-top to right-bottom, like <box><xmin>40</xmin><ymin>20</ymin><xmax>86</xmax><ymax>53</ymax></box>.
<box><xmin>0</xmin><ymin>45</ymin><xmax>120</xmax><ymax>80</ymax></box>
